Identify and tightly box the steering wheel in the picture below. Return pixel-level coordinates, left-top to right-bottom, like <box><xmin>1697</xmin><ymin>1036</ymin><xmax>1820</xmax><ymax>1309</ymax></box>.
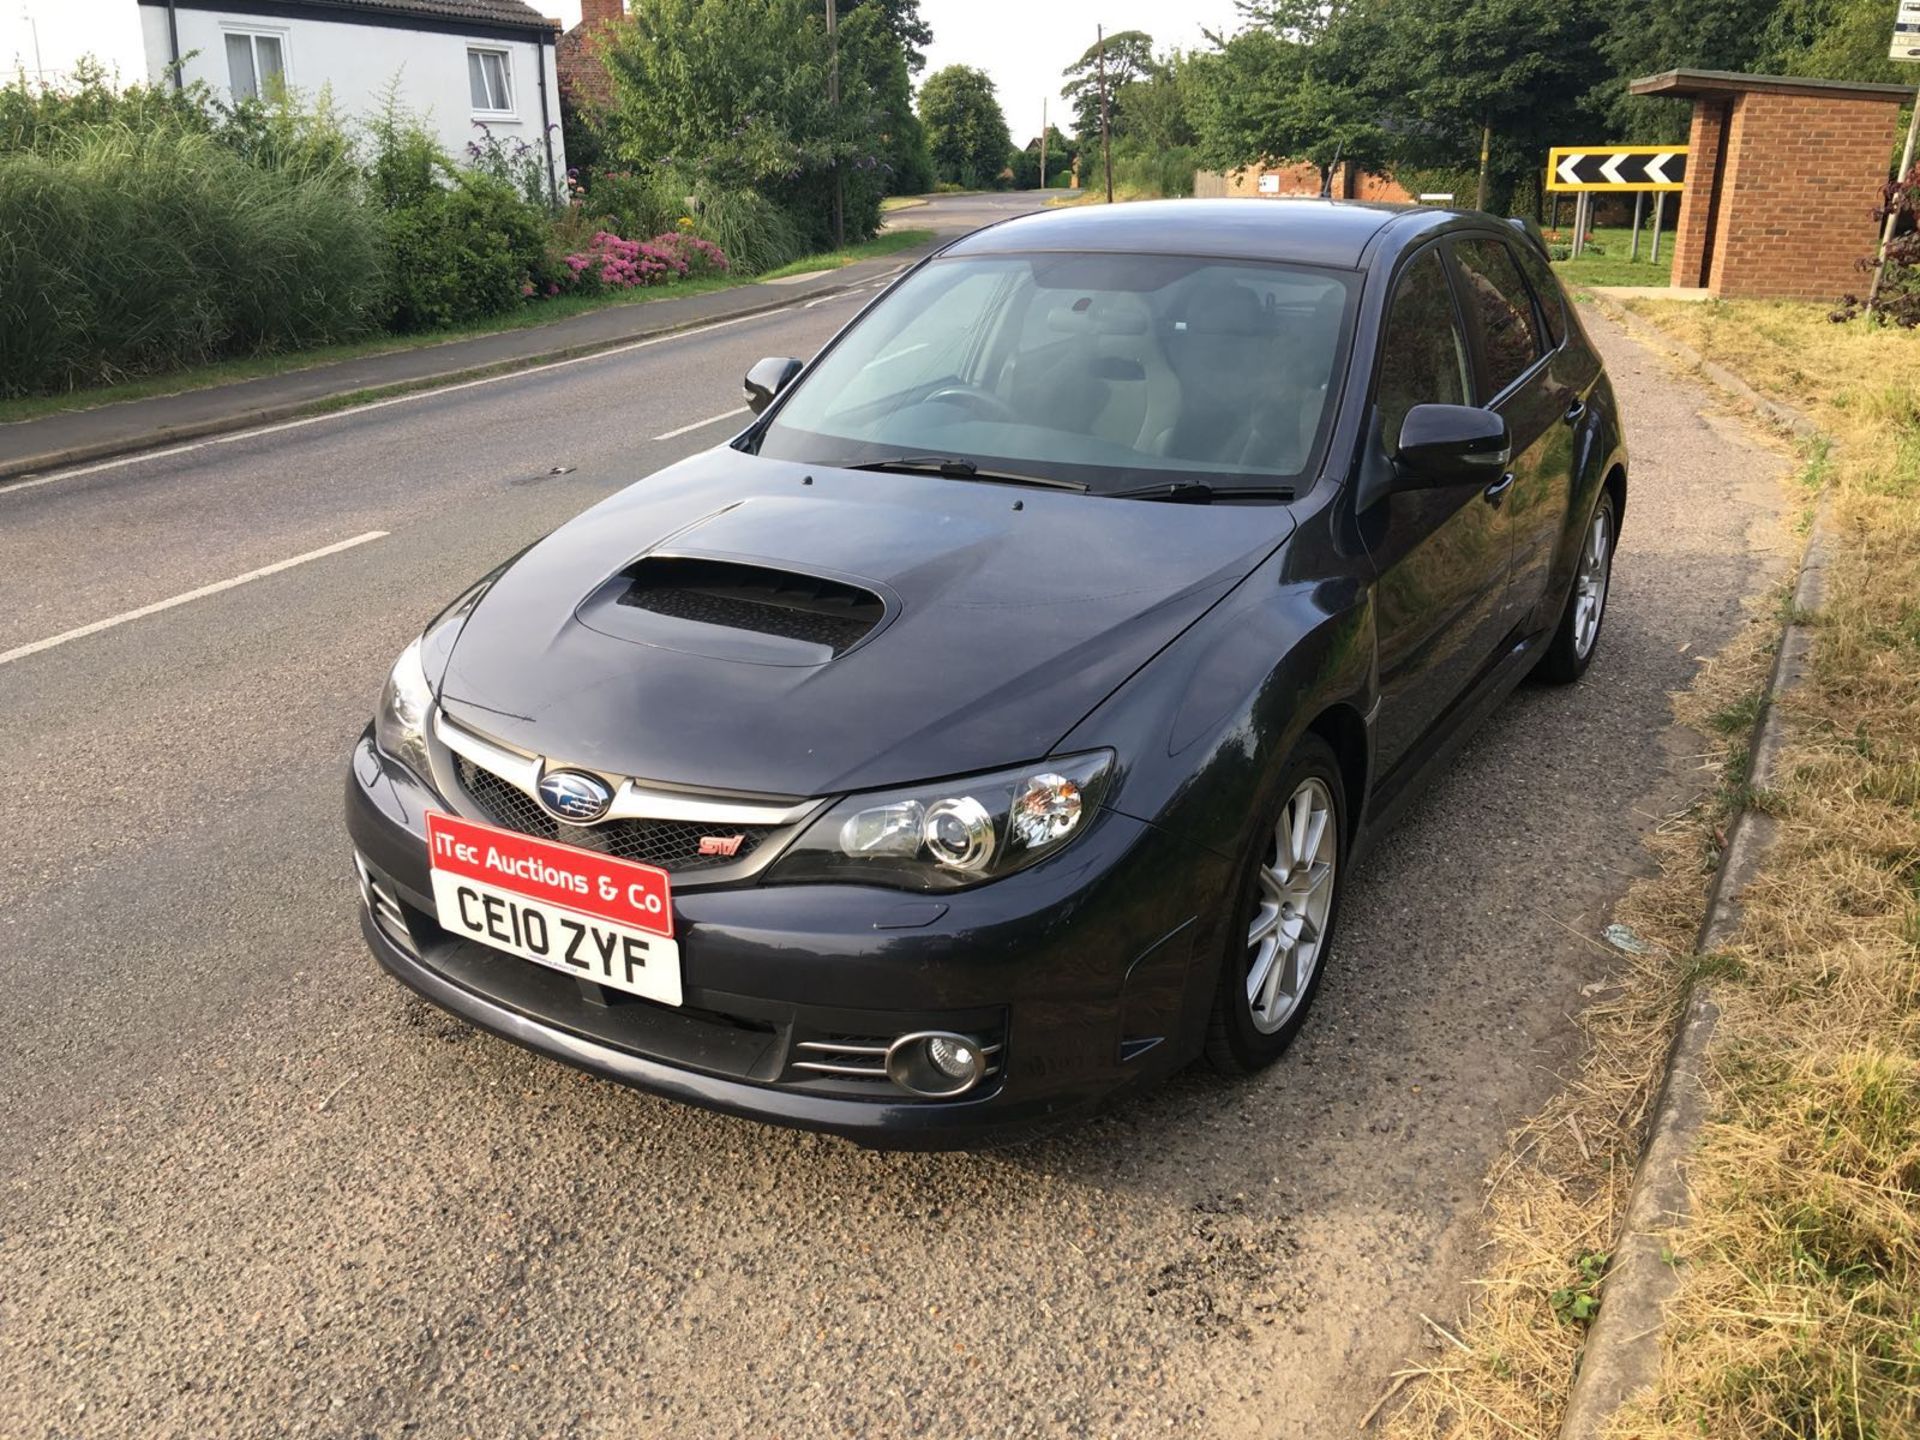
<box><xmin>925</xmin><ymin>383</ymin><xmax>1021</xmax><ymax>423</ymax></box>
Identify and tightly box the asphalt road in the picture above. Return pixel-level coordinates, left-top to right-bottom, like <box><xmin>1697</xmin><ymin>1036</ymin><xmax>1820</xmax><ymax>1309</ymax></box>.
<box><xmin>0</xmin><ymin>195</ymin><xmax>1787</xmax><ymax>1438</ymax></box>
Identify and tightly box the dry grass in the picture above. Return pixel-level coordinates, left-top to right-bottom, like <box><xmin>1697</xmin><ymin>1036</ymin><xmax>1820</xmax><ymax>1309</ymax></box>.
<box><xmin>1611</xmin><ymin>300</ymin><xmax>1920</xmax><ymax>1438</ymax></box>
<box><xmin>1384</xmin><ymin>608</ymin><xmax>1787</xmax><ymax>1439</ymax></box>
<box><xmin>1387</xmin><ymin>299</ymin><xmax>1920</xmax><ymax>1438</ymax></box>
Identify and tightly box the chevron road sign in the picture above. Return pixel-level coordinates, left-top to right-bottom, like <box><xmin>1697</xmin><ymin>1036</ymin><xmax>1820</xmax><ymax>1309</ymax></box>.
<box><xmin>1545</xmin><ymin>146</ymin><xmax>1688</xmax><ymax>192</ymax></box>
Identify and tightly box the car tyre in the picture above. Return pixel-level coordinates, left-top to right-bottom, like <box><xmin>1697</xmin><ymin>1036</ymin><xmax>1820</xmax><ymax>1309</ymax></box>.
<box><xmin>1204</xmin><ymin>734</ymin><xmax>1346</xmax><ymax>1074</ymax></box>
<box><xmin>1536</xmin><ymin>488</ymin><xmax>1617</xmax><ymax>684</ymax></box>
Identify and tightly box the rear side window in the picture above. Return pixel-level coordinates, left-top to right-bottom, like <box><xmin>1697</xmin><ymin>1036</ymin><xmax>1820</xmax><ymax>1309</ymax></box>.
<box><xmin>1511</xmin><ymin>239</ymin><xmax>1566</xmax><ymax>348</ymax></box>
<box><xmin>1375</xmin><ymin>248</ymin><xmax>1471</xmax><ymax>446</ymax></box>
<box><xmin>1454</xmin><ymin>239</ymin><xmax>1543</xmax><ymax>396</ymax></box>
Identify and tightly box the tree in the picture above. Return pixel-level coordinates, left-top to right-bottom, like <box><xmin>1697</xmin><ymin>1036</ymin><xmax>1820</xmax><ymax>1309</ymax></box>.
<box><xmin>918</xmin><ymin>64</ymin><xmax>1012</xmax><ymax>188</ymax></box>
<box><xmin>1009</xmin><ymin>123</ymin><xmax>1074</xmax><ymax>188</ymax></box>
<box><xmin>1060</xmin><ymin>29</ymin><xmax>1157</xmax><ymax>143</ymax></box>
<box><xmin>1192</xmin><ymin>16</ymin><xmax>1390</xmax><ymax>186</ymax></box>
<box><xmin>1366</xmin><ymin>0</ymin><xmax>1603</xmax><ymax>213</ymax></box>
<box><xmin>1762</xmin><ymin>0</ymin><xmax>1913</xmax><ymax>84</ymax></box>
<box><xmin>850</xmin><ymin>0</ymin><xmax>933</xmax><ymax>74</ymax></box>
<box><xmin>598</xmin><ymin>0</ymin><xmax>930</xmax><ymax>246</ymax></box>
<box><xmin>1590</xmin><ymin>0</ymin><xmax>1779</xmax><ymax>139</ymax></box>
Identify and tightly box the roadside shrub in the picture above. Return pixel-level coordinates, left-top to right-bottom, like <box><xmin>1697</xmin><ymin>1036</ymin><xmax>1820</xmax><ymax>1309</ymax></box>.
<box><xmin>580</xmin><ymin>165</ymin><xmax>688</xmax><ymax>242</ymax></box>
<box><xmin>1108</xmin><ymin>140</ymin><xmax>1197</xmax><ymax>199</ymax></box>
<box><xmin>684</xmin><ymin>183</ymin><xmax>806</xmax><ymax>273</ymax></box>
<box><xmin>559</xmin><ymin>229</ymin><xmax>728</xmax><ymax>291</ymax></box>
<box><xmin>384</xmin><ymin>170</ymin><xmax>550</xmax><ymax>330</ymax></box>
<box><xmin>464</xmin><ymin>121</ymin><xmax>558</xmax><ymax>209</ymax></box>
<box><xmin>0</xmin><ymin>123</ymin><xmax>383</xmax><ymax>395</ymax></box>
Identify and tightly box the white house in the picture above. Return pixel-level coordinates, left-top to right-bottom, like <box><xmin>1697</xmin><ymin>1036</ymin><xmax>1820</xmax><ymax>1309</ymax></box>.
<box><xmin>136</xmin><ymin>0</ymin><xmax>566</xmax><ymax>199</ymax></box>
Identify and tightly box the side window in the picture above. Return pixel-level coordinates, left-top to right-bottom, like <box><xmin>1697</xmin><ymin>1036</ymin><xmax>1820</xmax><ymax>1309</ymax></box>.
<box><xmin>1454</xmin><ymin>239</ymin><xmax>1544</xmax><ymax>396</ymax></box>
<box><xmin>1375</xmin><ymin>248</ymin><xmax>1471</xmax><ymax>448</ymax></box>
<box><xmin>1511</xmin><ymin>239</ymin><xmax>1566</xmax><ymax>348</ymax></box>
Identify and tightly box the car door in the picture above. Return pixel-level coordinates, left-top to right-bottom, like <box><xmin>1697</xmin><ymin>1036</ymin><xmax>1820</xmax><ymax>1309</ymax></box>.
<box><xmin>1449</xmin><ymin>235</ymin><xmax>1568</xmax><ymax>635</ymax></box>
<box><xmin>1359</xmin><ymin>244</ymin><xmax>1514</xmax><ymax>785</ymax></box>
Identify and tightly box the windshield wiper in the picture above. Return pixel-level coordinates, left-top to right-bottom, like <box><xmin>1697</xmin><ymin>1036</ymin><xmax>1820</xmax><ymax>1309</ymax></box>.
<box><xmin>1109</xmin><ymin>481</ymin><xmax>1296</xmax><ymax>504</ymax></box>
<box><xmin>843</xmin><ymin>455</ymin><xmax>1090</xmax><ymax>492</ymax></box>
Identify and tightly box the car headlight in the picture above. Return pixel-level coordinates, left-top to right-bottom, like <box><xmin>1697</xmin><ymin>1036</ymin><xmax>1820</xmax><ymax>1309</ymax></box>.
<box><xmin>765</xmin><ymin>751</ymin><xmax>1115</xmax><ymax>891</ymax></box>
<box><xmin>371</xmin><ymin>571</ymin><xmax>500</xmax><ymax>781</ymax></box>
<box><xmin>374</xmin><ymin>637</ymin><xmax>434</xmax><ymax>780</ymax></box>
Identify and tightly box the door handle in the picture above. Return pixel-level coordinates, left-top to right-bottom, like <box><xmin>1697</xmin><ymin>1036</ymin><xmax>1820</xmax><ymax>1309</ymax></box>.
<box><xmin>1563</xmin><ymin>398</ymin><xmax>1588</xmax><ymax>425</ymax></box>
<box><xmin>1482</xmin><ymin>472</ymin><xmax>1516</xmax><ymax>506</ymax></box>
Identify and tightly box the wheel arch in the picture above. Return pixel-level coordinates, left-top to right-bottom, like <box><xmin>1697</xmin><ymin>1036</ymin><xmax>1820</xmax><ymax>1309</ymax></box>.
<box><xmin>1304</xmin><ymin>702</ymin><xmax>1369</xmax><ymax>850</ymax></box>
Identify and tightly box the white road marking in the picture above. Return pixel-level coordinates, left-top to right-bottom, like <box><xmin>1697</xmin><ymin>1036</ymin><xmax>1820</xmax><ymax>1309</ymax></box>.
<box><xmin>2</xmin><ymin>301</ymin><xmax>820</xmax><ymax>496</ymax></box>
<box><xmin>652</xmin><ymin>406</ymin><xmax>748</xmax><ymax>441</ymax></box>
<box><xmin>0</xmin><ymin>530</ymin><xmax>389</xmax><ymax>667</ymax></box>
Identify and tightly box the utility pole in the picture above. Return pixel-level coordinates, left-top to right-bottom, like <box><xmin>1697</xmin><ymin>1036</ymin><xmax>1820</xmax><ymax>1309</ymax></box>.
<box><xmin>1096</xmin><ymin>25</ymin><xmax>1113</xmax><ymax>204</ymax></box>
<box><xmin>1474</xmin><ymin>120</ymin><xmax>1491</xmax><ymax>211</ymax></box>
<box><xmin>826</xmin><ymin>0</ymin><xmax>844</xmax><ymax>248</ymax></box>
<box><xmin>1867</xmin><ymin>85</ymin><xmax>1920</xmax><ymax>316</ymax></box>
<box><xmin>24</xmin><ymin>8</ymin><xmax>43</xmax><ymax>83</ymax></box>
<box><xmin>1039</xmin><ymin>96</ymin><xmax>1047</xmax><ymax>191</ymax></box>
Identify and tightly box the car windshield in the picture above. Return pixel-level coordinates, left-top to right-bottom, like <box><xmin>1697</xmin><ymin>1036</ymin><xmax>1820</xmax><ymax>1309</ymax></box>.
<box><xmin>753</xmin><ymin>251</ymin><xmax>1356</xmax><ymax>494</ymax></box>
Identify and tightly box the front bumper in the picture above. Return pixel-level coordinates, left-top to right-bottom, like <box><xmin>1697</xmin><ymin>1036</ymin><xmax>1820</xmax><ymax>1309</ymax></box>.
<box><xmin>345</xmin><ymin>730</ymin><xmax>1229</xmax><ymax>1146</ymax></box>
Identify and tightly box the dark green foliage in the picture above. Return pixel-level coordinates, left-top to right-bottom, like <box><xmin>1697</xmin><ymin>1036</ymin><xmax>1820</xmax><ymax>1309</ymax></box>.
<box><xmin>0</xmin><ymin>124</ymin><xmax>384</xmax><ymax>396</ymax></box>
<box><xmin>1059</xmin><ymin>29</ymin><xmax>1156</xmax><ymax>143</ymax></box>
<box><xmin>918</xmin><ymin>65</ymin><xmax>1012</xmax><ymax>189</ymax></box>
<box><xmin>383</xmin><ymin>172</ymin><xmax>551</xmax><ymax>331</ymax></box>
<box><xmin>596</xmin><ymin>0</ymin><xmax>909</xmax><ymax>257</ymax></box>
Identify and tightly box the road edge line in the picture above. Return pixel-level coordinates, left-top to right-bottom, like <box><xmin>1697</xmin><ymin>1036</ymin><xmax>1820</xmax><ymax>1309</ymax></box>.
<box><xmin>1556</xmin><ymin>298</ymin><xmax>1832</xmax><ymax>1439</ymax></box>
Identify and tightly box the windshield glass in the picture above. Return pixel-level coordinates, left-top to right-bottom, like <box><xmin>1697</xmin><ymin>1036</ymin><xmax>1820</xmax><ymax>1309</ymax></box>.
<box><xmin>754</xmin><ymin>252</ymin><xmax>1356</xmax><ymax>493</ymax></box>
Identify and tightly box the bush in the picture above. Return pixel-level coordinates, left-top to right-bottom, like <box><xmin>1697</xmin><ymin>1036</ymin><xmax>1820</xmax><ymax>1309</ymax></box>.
<box><xmin>685</xmin><ymin>184</ymin><xmax>806</xmax><ymax>273</ymax></box>
<box><xmin>579</xmin><ymin>166</ymin><xmax>689</xmax><ymax>242</ymax></box>
<box><xmin>0</xmin><ymin>123</ymin><xmax>384</xmax><ymax>395</ymax></box>
<box><xmin>558</xmin><ymin>228</ymin><xmax>729</xmax><ymax>292</ymax></box>
<box><xmin>384</xmin><ymin>171</ymin><xmax>551</xmax><ymax>330</ymax></box>
<box><xmin>1107</xmin><ymin>141</ymin><xmax>1197</xmax><ymax>198</ymax></box>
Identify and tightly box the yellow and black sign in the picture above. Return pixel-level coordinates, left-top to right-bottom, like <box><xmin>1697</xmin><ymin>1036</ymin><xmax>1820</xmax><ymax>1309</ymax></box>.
<box><xmin>1545</xmin><ymin>146</ymin><xmax>1688</xmax><ymax>192</ymax></box>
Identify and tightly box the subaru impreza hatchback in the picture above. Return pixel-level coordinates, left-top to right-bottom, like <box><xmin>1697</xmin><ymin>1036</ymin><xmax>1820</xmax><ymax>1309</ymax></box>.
<box><xmin>346</xmin><ymin>199</ymin><xmax>1625</xmax><ymax>1145</ymax></box>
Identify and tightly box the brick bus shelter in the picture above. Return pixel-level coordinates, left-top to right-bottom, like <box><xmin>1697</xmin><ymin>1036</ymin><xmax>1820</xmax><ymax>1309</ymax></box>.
<box><xmin>1630</xmin><ymin>69</ymin><xmax>1912</xmax><ymax>300</ymax></box>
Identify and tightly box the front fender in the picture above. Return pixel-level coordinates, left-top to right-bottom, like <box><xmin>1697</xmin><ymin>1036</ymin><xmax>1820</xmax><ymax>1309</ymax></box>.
<box><xmin>1057</xmin><ymin>556</ymin><xmax>1374</xmax><ymax>866</ymax></box>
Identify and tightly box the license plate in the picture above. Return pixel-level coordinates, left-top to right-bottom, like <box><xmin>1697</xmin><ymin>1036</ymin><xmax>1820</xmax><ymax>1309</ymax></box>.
<box><xmin>426</xmin><ymin>812</ymin><xmax>681</xmax><ymax>1006</ymax></box>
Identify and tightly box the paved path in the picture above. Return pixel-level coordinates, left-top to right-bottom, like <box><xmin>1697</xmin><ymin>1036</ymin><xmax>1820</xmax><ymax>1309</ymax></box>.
<box><xmin>0</xmin><ymin>237</ymin><xmax>1787</xmax><ymax>1435</ymax></box>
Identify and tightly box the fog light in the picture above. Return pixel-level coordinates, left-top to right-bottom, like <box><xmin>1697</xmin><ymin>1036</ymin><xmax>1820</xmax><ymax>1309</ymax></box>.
<box><xmin>927</xmin><ymin>1035</ymin><xmax>977</xmax><ymax>1078</ymax></box>
<box><xmin>885</xmin><ymin>1030</ymin><xmax>988</xmax><ymax>1096</ymax></box>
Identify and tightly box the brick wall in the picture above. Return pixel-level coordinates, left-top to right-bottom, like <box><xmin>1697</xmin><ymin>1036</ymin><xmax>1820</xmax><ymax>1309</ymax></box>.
<box><xmin>558</xmin><ymin>0</ymin><xmax>624</xmax><ymax>113</ymax></box>
<box><xmin>1670</xmin><ymin>89</ymin><xmax>1899</xmax><ymax>299</ymax></box>
<box><xmin>1196</xmin><ymin>164</ymin><xmax>1414</xmax><ymax>202</ymax></box>
<box><xmin>1669</xmin><ymin>101</ymin><xmax>1729</xmax><ymax>287</ymax></box>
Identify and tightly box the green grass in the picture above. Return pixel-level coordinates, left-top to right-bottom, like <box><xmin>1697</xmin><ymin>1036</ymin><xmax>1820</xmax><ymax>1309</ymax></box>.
<box><xmin>0</xmin><ymin>228</ymin><xmax>933</xmax><ymax>428</ymax></box>
<box><xmin>879</xmin><ymin>195</ymin><xmax>929</xmax><ymax>211</ymax></box>
<box><xmin>1550</xmin><ymin>222</ymin><xmax>1676</xmax><ymax>290</ymax></box>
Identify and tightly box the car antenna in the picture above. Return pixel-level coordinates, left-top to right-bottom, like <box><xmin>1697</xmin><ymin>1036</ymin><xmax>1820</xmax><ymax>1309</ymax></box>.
<box><xmin>1320</xmin><ymin>142</ymin><xmax>1344</xmax><ymax>200</ymax></box>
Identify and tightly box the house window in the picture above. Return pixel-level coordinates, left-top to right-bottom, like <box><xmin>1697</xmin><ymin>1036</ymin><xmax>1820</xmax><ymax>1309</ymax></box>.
<box><xmin>224</xmin><ymin>31</ymin><xmax>285</xmax><ymax>102</ymax></box>
<box><xmin>468</xmin><ymin>48</ymin><xmax>514</xmax><ymax>114</ymax></box>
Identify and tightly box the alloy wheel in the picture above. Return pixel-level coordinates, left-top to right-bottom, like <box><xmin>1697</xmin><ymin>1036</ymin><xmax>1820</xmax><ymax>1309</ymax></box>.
<box><xmin>1245</xmin><ymin>777</ymin><xmax>1338</xmax><ymax>1034</ymax></box>
<box><xmin>1572</xmin><ymin>505</ymin><xmax>1612</xmax><ymax>660</ymax></box>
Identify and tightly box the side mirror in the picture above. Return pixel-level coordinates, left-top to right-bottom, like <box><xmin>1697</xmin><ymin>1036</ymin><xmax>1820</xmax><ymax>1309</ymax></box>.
<box><xmin>1393</xmin><ymin>404</ymin><xmax>1511</xmax><ymax>485</ymax></box>
<box><xmin>743</xmin><ymin>356</ymin><xmax>804</xmax><ymax>415</ymax></box>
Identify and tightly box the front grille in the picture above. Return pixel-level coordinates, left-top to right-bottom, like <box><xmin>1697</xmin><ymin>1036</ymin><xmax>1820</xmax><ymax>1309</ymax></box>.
<box><xmin>454</xmin><ymin>756</ymin><xmax>778</xmax><ymax>873</ymax></box>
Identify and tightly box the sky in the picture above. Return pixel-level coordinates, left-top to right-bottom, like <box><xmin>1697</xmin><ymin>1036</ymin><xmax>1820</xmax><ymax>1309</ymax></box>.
<box><xmin>918</xmin><ymin>0</ymin><xmax>1243</xmax><ymax>143</ymax></box>
<box><xmin>4</xmin><ymin>0</ymin><xmax>1245</xmax><ymax>128</ymax></box>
